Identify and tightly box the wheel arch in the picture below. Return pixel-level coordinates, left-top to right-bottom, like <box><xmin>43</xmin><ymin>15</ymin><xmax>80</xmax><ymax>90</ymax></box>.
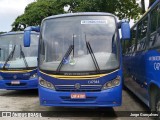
<box><xmin>149</xmin><ymin>82</ymin><xmax>160</xmax><ymax>111</ymax></box>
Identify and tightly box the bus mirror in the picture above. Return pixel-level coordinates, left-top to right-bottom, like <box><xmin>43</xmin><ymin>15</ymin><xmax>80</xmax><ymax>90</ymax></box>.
<box><xmin>121</xmin><ymin>21</ymin><xmax>130</xmax><ymax>40</ymax></box>
<box><xmin>24</xmin><ymin>30</ymin><xmax>31</xmax><ymax>47</ymax></box>
<box><xmin>23</xmin><ymin>26</ymin><xmax>40</xmax><ymax>47</ymax></box>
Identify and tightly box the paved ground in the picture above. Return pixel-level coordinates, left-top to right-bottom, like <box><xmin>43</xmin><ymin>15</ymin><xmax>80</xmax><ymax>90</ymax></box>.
<box><xmin>0</xmin><ymin>89</ymin><xmax>157</xmax><ymax>120</ymax></box>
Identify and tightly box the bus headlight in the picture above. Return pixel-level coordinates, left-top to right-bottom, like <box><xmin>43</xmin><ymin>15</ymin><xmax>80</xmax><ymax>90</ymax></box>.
<box><xmin>102</xmin><ymin>76</ymin><xmax>121</xmax><ymax>90</ymax></box>
<box><xmin>39</xmin><ymin>77</ymin><xmax>55</xmax><ymax>90</ymax></box>
<box><xmin>30</xmin><ymin>73</ymin><xmax>38</xmax><ymax>79</ymax></box>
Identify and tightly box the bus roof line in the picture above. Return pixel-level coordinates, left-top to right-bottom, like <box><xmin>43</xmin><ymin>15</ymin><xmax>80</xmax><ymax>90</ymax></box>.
<box><xmin>43</xmin><ymin>12</ymin><xmax>117</xmax><ymax>21</ymax></box>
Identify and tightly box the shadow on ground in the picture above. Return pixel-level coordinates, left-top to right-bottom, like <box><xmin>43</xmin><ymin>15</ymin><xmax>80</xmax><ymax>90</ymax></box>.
<box><xmin>123</xmin><ymin>87</ymin><xmax>150</xmax><ymax>111</ymax></box>
<box><xmin>41</xmin><ymin>107</ymin><xmax>116</xmax><ymax>117</ymax></box>
<box><xmin>0</xmin><ymin>89</ymin><xmax>38</xmax><ymax>97</ymax></box>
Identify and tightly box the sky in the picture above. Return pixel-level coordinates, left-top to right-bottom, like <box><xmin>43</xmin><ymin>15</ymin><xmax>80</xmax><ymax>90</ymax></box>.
<box><xmin>0</xmin><ymin>0</ymin><xmax>35</xmax><ymax>32</ymax></box>
<box><xmin>0</xmin><ymin>0</ymin><xmax>150</xmax><ymax>32</ymax></box>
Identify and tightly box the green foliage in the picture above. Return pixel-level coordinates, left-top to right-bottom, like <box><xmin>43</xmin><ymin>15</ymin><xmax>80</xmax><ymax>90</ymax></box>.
<box><xmin>114</xmin><ymin>0</ymin><xmax>141</xmax><ymax>20</ymax></box>
<box><xmin>58</xmin><ymin>0</ymin><xmax>141</xmax><ymax>19</ymax></box>
<box><xmin>12</xmin><ymin>0</ymin><xmax>141</xmax><ymax>31</ymax></box>
<box><xmin>141</xmin><ymin>0</ymin><xmax>145</xmax><ymax>14</ymax></box>
<box><xmin>0</xmin><ymin>32</ymin><xmax>6</xmax><ymax>34</ymax></box>
<box><xmin>12</xmin><ymin>0</ymin><xmax>64</xmax><ymax>31</ymax></box>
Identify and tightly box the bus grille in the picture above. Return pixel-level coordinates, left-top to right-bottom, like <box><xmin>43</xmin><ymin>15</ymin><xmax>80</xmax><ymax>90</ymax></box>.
<box><xmin>2</xmin><ymin>73</ymin><xmax>30</xmax><ymax>80</ymax></box>
<box><xmin>55</xmin><ymin>85</ymin><xmax>102</xmax><ymax>92</ymax></box>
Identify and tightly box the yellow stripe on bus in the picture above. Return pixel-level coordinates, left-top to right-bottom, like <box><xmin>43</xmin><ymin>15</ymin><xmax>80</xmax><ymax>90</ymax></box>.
<box><xmin>39</xmin><ymin>69</ymin><xmax>119</xmax><ymax>80</ymax></box>
<box><xmin>0</xmin><ymin>69</ymin><xmax>37</xmax><ymax>73</ymax></box>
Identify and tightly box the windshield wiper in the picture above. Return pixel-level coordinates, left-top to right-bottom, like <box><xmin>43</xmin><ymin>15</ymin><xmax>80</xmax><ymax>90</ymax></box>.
<box><xmin>56</xmin><ymin>45</ymin><xmax>73</xmax><ymax>73</ymax></box>
<box><xmin>20</xmin><ymin>45</ymin><xmax>29</xmax><ymax>69</ymax></box>
<box><xmin>2</xmin><ymin>45</ymin><xmax>16</xmax><ymax>69</ymax></box>
<box><xmin>85</xmin><ymin>40</ymin><xmax>100</xmax><ymax>73</ymax></box>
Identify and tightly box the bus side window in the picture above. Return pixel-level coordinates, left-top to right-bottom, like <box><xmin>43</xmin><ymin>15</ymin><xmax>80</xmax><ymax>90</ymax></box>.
<box><xmin>130</xmin><ymin>45</ymin><xmax>135</xmax><ymax>53</ymax></box>
<box><xmin>137</xmin><ymin>22</ymin><xmax>142</xmax><ymax>51</ymax></box>
<box><xmin>124</xmin><ymin>26</ymin><xmax>136</xmax><ymax>55</ymax></box>
<box><xmin>137</xmin><ymin>16</ymin><xmax>148</xmax><ymax>51</ymax></box>
<box><xmin>131</xmin><ymin>27</ymin><xmax>136</xmax><ymax>52</ymax></box>
<box><xmin>125</xmin><ymin>40</ymin><xmax>131</xmax><ymax>55</ymax></box>
<box><xmin>137</xmin><ymin>22</ymin><xmax>142</xmax><ymax>40</ymax></box>
<box><xmin>158</xmin><ymin>4</ymin><xmax>160</xmax><ymax>28</ymax></box>
<box><xmin>149</xmin><ymin>5</ymin><xmax>159</xmax><ymax>48</ymax></box>
<box><xmin>137</xmin><ymin>42</ymin><xmax>141</xmax><ymax>51</ymax></box>
<box><xmin>141</xmin><ymin>17</ymin><xmax>148</xmax><ymax>39</ymax></box>
<box><xmin>140</xmin><ymin>40</ymin><xmax>145</xmax><ymax>51</ymax></box>
<box><xmin>155</xmin><ymin>4</ymin><xmax>160</xmax><ymax>47</ymax></box>
<box><xmin>150</xmin><ymin>7</ymin><xmax>158</xmax><ymax>33</ymax></box>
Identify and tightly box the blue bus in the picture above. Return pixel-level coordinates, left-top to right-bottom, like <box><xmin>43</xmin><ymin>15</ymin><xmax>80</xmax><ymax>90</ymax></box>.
<box><xmin>123</xmin><ymin>0</ymin><xmax>160</xmax><ymax>111</ymax></box>
<box><xmin>23</xmin><ymin>13</ymin><xmax>130</xmax><ymax>107</ymax></box>
<box><xmin>0</xmin><ymin>31</ymin><xmax>39</xmax><ymax>90</ymax></box>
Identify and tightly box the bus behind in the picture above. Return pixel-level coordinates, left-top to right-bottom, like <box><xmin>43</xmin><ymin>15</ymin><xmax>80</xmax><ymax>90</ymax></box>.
<box><xmin>123</xmin><ymin>0</ymin><xmax>160</xmax><ymax>112</ymax></box>
<box><xmin>0</xmin><ymin>32</ymin><xmax>39</xmax><ymax>90</ymax></box>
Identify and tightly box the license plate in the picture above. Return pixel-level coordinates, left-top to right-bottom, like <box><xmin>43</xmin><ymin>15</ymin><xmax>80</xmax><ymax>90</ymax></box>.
<box><xmin>71</xmin><ymin>93</ymin><xmax>86</xmax><ymax>99</ymax></box>
<box><xmin>11</xmin><ymin>80</ymin><xmax>20</xmax><ymax>85</ymax></box>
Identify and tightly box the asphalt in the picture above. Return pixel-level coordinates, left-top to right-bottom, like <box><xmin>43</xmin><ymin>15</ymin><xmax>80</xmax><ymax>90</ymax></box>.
<box><xmin>0</xmin><ymin>89</ymin><xmax>156</xmax><ymax>120</ymax></box>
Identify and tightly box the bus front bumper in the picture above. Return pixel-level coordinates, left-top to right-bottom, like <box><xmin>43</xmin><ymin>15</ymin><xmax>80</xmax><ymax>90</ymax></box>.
<box><xmin>0</xmin><ymin>78</ymin><xmax>38</xmax><ymax>90</ymax></box>
<box><xmin>39</xmin><ymin>85</ymin><xmax>122</xmax><ymax>107</ymax></box>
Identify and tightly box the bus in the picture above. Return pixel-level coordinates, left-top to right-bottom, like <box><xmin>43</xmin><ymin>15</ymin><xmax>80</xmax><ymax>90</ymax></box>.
<box><xmin>0</xmin><ymin>31</ymin><xmax>39</xmax><ymax>90</ymax></box>
<box><xmin>23</xmin><ymin>12</ymin><xmax>130</xmax><ymax>107</ymax></box>
<box><xmin>123</xmin><ymin>0</ymin><xmax>160</xmax><ymax>111</ymax></box>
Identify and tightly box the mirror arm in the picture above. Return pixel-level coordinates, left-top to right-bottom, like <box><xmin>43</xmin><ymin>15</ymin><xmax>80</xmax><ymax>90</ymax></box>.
<box><xmin>24</xmin><ymin>26</ymin><xmax>40</xmax><ymax>32</ymax></box>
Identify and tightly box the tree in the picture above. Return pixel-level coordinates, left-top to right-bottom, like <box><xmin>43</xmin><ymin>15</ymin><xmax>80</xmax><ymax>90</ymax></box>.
<box><xmin>12</xmin><ymin>0</ymin><xmax>64</xmax><ymax>31</ymax></box>
<box><xmin>58</xmin><ymin>0</ymin><xmax>141</xmax><ymax>20</ymax></box>
<box><xmin>12</xmin><ymin>0</ymin><xmax>141</xmax><ymax>31</ymax></box>
<box><xmin>0</xmin><ymin>32</ymin><xmax>6</xmax><ymax>34</ymax></box>
<box><xmin>141</xmin><ymin>0</ymin><xmax>145</xmax><ymax>14</ymax></box>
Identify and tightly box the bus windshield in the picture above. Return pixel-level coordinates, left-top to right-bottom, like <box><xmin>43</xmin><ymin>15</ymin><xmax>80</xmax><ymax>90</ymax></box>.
<box><xmin>0</xmin><ymin>33</ymin><xmax>39</xmax><ymax>69</ymax></box>
<box><xmin>40</xmin><ymin>15</ymin><xmax>119</xmax><ymax>74</ymax></box>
